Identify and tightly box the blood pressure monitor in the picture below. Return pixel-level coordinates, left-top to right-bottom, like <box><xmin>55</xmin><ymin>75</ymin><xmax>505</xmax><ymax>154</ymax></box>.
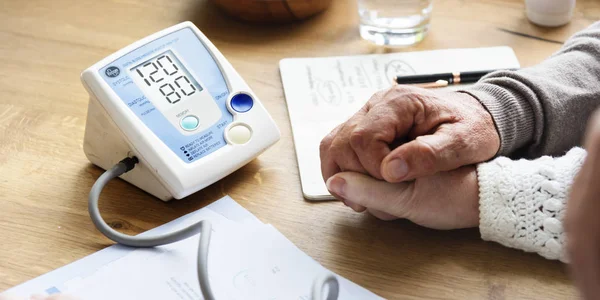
<box><xmin>81</xmin><ymin>22</ymin><xmax>280</xmax><ymax>200</ymax></box>
<box><xmin>81</xmin><ymin>22</ymin><xmax>338</xmax><ymax>300</ymax></box>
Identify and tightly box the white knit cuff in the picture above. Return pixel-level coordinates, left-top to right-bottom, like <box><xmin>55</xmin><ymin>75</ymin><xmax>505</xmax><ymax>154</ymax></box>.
<box><xmin>477</xmin><ymin>147</ymin><xmax>586</xmax><ymax>263</ymax></box>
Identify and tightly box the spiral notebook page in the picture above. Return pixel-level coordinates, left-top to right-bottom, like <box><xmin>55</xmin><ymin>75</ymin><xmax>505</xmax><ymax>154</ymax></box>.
<box><xmin>279</xmin><ymin>46</ymin><xmax>521</xmax><ymax>200</ymax></box>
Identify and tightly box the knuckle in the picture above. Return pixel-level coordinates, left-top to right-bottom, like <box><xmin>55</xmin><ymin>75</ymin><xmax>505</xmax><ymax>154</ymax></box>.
<box><xmin>349</xmin><ymin>128</ymin><xmax>369</xmax><ymax>149</ymax></box>
<box><xmin>373</xmin><ymin>86</ymin><xmax>428</xmax><ymax>117</ymax></box>
<box><xmin>365</xmin><ymin>90</ymin><xmax>388</xmax><ymax>109</ymax></box>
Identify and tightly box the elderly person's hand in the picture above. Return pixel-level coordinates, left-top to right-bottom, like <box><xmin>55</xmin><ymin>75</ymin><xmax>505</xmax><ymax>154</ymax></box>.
<box><xmin>565</xmin><ymin>110</ymin><xmax>600</xmax><ymax>300</ymax></box>
<box><xmin>319</xmin><ymin>85</ymin><xmax>499</xmax><ymax>184</ymax></box>
<box><xmin>325</xmin><ymin>166</ymin><xmax>480</xmax><ymax>230</ymax></box>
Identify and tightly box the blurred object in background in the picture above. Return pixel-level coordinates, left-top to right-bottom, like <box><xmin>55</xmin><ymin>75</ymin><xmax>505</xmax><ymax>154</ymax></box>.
<box><xmin>525</xmin><ymin>0</ymin><xmax>576</xmax><ymax>27</ymax></box>
<box><xmin>210</xmin><ymin>0</ymin><xmax>332</xmax><ymax>23</ymax></box>
<box><xmin>358</xmin><ymin>0</ymin><xmax>432</xmax><ymax>46</ymax></box>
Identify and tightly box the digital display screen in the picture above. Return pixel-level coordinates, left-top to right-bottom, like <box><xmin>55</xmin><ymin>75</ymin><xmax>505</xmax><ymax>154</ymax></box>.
<box><xmin>130</xmin><ymin>50</ymin><xmax>203</xmax><ymax>111</ymax></box>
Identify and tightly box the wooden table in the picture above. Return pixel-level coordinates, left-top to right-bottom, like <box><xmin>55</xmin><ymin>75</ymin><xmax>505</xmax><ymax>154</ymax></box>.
<box><xmin>1</xmin><ymin>0</ymin><xmax>598</xmax><ymax>298</ymax></box>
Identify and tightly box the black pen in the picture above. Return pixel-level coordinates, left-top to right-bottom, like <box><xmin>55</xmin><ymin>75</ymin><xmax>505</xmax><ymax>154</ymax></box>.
<box><xmin>393</xmin><ymin>69</ymin><xmax>518</xmax><ymax>88</ymax></box>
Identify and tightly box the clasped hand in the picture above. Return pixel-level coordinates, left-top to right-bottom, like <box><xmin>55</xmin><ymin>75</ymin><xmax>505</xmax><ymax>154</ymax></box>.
<box><xmin>319</xmin><ymin>85</ymin><xmax>500</xmax><ymax>229</ymax></box>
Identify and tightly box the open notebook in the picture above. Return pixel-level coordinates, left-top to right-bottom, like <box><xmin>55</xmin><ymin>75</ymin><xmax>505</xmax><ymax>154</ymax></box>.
<box><xmin>279</xmin><ymin>46</ymin><xmax>520</xmax><ymax>200</ymax></box>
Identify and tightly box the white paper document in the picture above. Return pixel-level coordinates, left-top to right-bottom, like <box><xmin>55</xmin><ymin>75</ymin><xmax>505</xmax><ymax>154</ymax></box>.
<box><xmin>279</xmin><ymin>47</ymin><xmax>521</xmax><ymax>200</ymax></box>
<box><xmin>2</xmin><ymin>196</ymin><xmax>382</xmax><ymax>299</ymax></box>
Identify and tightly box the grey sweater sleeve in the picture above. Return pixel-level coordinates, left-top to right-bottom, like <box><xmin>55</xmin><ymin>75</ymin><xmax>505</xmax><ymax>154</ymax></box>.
<box><xmin>460</xmin><ymin>21</ymin><xmax>600</xmax><ymax>158</ymax></box>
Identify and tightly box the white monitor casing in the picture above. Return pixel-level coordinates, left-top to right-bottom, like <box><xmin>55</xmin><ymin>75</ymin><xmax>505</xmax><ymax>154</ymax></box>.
<box><xmin>81</xmin><ymin>22</ymin><xmax>280</xmax><ymax>201</ymax></box>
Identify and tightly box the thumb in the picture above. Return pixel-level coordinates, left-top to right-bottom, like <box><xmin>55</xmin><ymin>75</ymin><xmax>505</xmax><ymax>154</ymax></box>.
<box><xmin>381</xmin><ymin>130</ymin><xmax>466</xmax><ymax>182</ymax></box>
<box><xmin>326</xmin><ymin>172</ymin><xmax>410</xmax><ymax>216</ymax></box>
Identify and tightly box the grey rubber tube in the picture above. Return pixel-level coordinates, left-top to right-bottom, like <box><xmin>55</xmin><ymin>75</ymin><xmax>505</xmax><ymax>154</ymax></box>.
<box><xmin>88</xmin><ymin>162</ymin><xmax>215</xmax><ymax>300</ymax></box>
<box><xmin>312</xmin><ymin>272</ymin><xmax>340</xmax><ymax>300</ymax></box>
<box><xmin>88</xmin><ymin>160</ymin><xmax>339</xmax><ymax>300</ymax></box>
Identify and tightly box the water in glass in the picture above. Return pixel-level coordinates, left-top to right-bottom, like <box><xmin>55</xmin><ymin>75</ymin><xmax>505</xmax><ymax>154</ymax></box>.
<box><xmin>358</xmin><ymin>0</ymin><xmax>433</xmax><ymax>46</ymax></box>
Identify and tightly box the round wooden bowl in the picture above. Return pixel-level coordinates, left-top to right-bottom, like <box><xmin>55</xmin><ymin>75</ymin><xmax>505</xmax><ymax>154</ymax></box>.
<box><xmin>210</xmin><ymin>0</ymin><xmax>333</xmax><ymax>23</ymax></box>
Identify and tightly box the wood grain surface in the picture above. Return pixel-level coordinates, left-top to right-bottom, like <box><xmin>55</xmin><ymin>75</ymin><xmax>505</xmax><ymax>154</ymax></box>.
<box><xmin>1</xmin><ymin>0</ymin><xmax>599</xmax><ymax>298</ymax></box>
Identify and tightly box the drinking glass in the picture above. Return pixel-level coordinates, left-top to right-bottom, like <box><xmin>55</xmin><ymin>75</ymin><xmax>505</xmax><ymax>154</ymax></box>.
<box><xmin>357</xmin><ymin>0</ymin><xmax>433</xmax><ymax>46</ymax></box>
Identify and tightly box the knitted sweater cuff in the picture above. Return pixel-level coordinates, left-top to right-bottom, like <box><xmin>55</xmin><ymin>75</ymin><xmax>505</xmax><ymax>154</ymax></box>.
<box><xmin>459</xmin><ymin>83</ymin><xmax>536</xmax><ymax>157</ymax></box>
<box><xmin>476</xmin><ymin>147</ymin><xmax>586</xmax><ymax>262</ymax></box>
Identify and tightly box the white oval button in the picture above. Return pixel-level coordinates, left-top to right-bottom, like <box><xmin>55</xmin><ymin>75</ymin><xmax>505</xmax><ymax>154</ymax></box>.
<box><xmin>228</xmin><ymin>124</ymin><xmax>252</xmax><ymax>144</ymax></box>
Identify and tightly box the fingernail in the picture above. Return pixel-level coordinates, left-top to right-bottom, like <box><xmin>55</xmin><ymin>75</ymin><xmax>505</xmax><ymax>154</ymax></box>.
<box><xmin>386</xmin><ymin>158</ymin><xmax>409</xmax><ymax>180</ymax></box>
<box><xmin>326</xmin><ymin>176</ymin><xmax>346</xmax><ymax>198</ymax></box>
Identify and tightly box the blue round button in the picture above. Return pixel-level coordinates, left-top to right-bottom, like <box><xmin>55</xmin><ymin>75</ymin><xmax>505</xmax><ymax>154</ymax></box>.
<box><xmin>230</xmin><ymin>93</ymin><xmax>254</xmax><ymax>113</ymax></box>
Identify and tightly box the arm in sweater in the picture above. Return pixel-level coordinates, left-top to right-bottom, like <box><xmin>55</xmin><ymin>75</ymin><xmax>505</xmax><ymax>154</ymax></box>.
<box><xmin>461</xmin><ymin>22</ymin><xmax>600</xmax><ymax>158</ymax></box>
<box><xmin>477</xmin><ymin>147</ymin><xmax>586</xmax><ymax>262</ymax></box>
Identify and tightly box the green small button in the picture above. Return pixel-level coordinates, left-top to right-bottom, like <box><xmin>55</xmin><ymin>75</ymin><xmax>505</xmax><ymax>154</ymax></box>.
<box><xmin>180</xmin><ymin>115</ymin><xmax>199</xmax><ymax>131</ymax></box>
